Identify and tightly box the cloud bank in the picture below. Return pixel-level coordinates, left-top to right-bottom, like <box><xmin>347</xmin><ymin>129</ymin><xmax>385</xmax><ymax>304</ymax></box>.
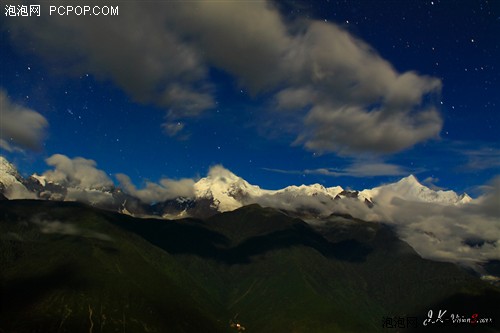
<box><xmin>40</xmin><ymin>154</ymin><xmax>195</xmax><ymax>204</ymax></box>
<box><xmin>5</xmin><ymin>0</ymin><xmax>442</xmax><ymax>153</ymax></box>
<box><xmin>326</xmin><ymin>177</ymin><xmax>500</xmax><ymax>267</ymax></box>
<box><xmin>0</xmin><ymin>89</ymin><xmax>48</xmax><ymax>152</ymax></box>
<box><xmin>116</xmin><ymin>173</ymin><xmax>195</xmax><ymax>204</ymax></box>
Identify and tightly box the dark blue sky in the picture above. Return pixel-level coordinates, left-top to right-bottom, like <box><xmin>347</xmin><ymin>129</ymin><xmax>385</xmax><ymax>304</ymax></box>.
<box><xmin>1</xmin><ymin>0</ymin><xmax>499</xmax><ymax>194</ymax></box>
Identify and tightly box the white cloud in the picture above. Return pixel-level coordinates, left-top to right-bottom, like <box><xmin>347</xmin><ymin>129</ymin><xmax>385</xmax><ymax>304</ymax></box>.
<box><xmin>337</xmin><ymin>162</ymin><xmax>408</xmax><ymax>177</ymax></box>
<box><xmin>6</xmin><ymin>1</ymin><xmax>442</xmax><ymax>152</ymax></box>
<box><xmin>43</xmin><ymin>154</ymin><xmax>113</xmax><ymax>190</ymax></box>
<box><xmin>474</xmin><ymin>176</ymin><xmax>500</xmax><ymax>218</ymax></box>
<box><xmin>32</xmin><ymin>216</ymin><xmax>112</xmax><ymax>241</ymax></box>
<box><xmin>462</xmin><ymin>147</ymin><xmax>500</xmax><ymax>171</ymax></box>
<box><xmin>264</xmin><ymin>161</ymin><xmax>408</xmax><ymax>177</ymax></box>
<box><xmin>6</xmin><ymin>1</ymin><xmax>212</xmax><ymax>138</ymax></box>
<box><xmin>116</xmin><ymin>173</ymin><xmax>195</xmax><ymax>204</ymax></box>
<box><xmin>276</xmin><ymin>22</ymin><xmax>442</xmax><ymax>154</ymax></box>
<box><xmin>296</xmin><ymin>103</ymin><xmax>442</xmax><ymax>154</ymax></box>
<box><xmin>162</xmin><ymin>84</ymin><xmax>214</xmax><ymax>120</ymax></box>
<box><xmin>0</xmin><ymin>89</ymin><xmax>48</xmax><ymax>151</ymax></box>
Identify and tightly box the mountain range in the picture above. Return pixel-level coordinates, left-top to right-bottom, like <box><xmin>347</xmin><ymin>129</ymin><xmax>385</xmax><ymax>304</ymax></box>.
<box><xmin>0</xmin><ymin>156</ymin><xmax>472</xmax><ymax>220</ymax></box>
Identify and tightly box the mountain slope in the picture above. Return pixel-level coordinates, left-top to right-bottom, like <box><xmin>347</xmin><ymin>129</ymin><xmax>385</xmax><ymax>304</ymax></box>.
<box><xmin>4</xmin><ymin>200</ymin><xmax>497</xmax><ymax>332</ymax></box>
<box><xmin>0</xmin><ymin>200</ymin><xmax>229</xmax><ymax>333</ymax></box>
<box><xmin>205</xmin><ymin>206</ymin><xmax>499</xmax><ymax>332</ymax></box>
<box><xmin>0</xmin><ymin>156</ymin><xmax>33</xmax><ymax>200</ymax></box>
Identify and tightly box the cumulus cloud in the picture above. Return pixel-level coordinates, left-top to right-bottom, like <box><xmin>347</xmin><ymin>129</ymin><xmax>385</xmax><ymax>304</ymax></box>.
<box><xmin>166</xmin><ymin>0</ymin><xmax>291</xmax><ymax>93</ymax></box>
<box><xmin>474</xmin><ymin>176</ymin><xmax>500</xmax><ymax>218</ymax></box>
<box><xmin>0</xmin><ymin>89</ymin><xmax>48</xmax><ymax>151</ymax></box>
<box><xmin>296</xmin><ymin>103</ymin><xmax>442</xmax><ymax>154</ymax></box>
<box><xmin>116</xmin><ymin>173</ymin><xmax>195</xmax><ymax>204</ymax></box>
<box><xmin>40</xmin><ymin>154</ymin><xmax>195</xmax><ymax>204</ymax></box>
<box><xmin>5</xmin><ymin>0</ymin><xmax>442</xmax><ymax>152</ymax></box>
<box><xmin>274</xmin><ymin>22</ymin><xmax>442</xmax><ymax>154</ymax></box>
<box><xmin>43</xmin><ymin>154</ymin><xmax>113</xmax><ymax>190</ymax></box>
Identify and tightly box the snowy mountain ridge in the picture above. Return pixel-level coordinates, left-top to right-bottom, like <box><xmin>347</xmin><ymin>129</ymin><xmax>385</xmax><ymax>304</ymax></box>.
<box><xmin>192</xmin><ymin>168</ymin><xmax>472</xmax><ymax>214</ymax></box>
<box><xmin>0</xmin><ymin>156</ymin><xmax>473</xmax><ymax>217</ymax></box>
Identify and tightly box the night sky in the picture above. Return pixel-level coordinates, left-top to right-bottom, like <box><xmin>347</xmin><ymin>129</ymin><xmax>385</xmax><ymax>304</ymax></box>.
<box><xmin>1</xmin><ymin>0</ymin><xmax>499</xmax><ymax>194</ymax></box>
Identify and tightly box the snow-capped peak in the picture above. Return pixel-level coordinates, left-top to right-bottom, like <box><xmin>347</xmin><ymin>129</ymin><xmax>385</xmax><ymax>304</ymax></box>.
<box><xmin>458</xmin><ymin>193</ymin><xmax>473</xmax><ymax>204</ymax></box>
<box><xmin>194</xmin><ymin>165</ymin><xmax>264</xmax><ymax>212</ymax></box>
<box><xmin>398</xmin><ymin>174</ymin><xmax>421</xmax><ymax>185</ymax></box>
<box><xmin>387</xmin><ymin>174</ymin><xmax>428</xmax><ymax>197</ymax></box>
<box><xmin>360</xmin><ymin>175</ymin><xmax>471</xmax><ymax>206</ymax></box>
